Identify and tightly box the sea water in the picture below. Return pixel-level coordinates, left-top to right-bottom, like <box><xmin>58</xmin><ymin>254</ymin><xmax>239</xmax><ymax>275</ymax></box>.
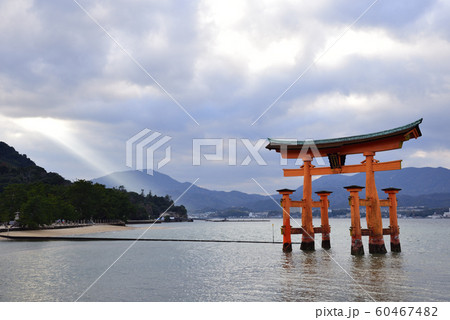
<box><xmin>0</xmin><ymin>218</ymin><xmax>448</xmax><ymax>302</ymax></box>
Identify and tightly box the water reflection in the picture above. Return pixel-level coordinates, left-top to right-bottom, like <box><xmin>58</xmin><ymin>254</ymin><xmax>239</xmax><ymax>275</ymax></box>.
<box><xmin>0</xmin><ymin>219</ymin><xmax>447</xmax><ymax>302</ymax></box>
<box><xmin>278</xmin><ymin>250</ymin><xmax>325</xmax><ymax>301</ymax></box>
<box><xmin>349</xmin><ymin>252</ymin><xmax>406</xmax><ymax>302</ymax></box>
<box><xmin>278</xmin><ymin>246</ymin><xmax>408</xmax><ymax>302</ymax></box>
<box><xmin>1</xmin><ymin>245</ymin><xmax>72</xmax><ymax>301</ymax></box>
<box><xmin>281</xmin><ymin>252</ymin><xmax>294</xmax><ymax>270</ymax></box>
<box><xmin>279</xmin><ymin>252</ymin><xmax>298</xmax><ymax>301</ymax></box>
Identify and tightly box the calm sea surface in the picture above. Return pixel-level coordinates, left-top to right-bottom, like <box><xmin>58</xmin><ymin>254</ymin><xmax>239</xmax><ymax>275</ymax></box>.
<box><xmin>0</xmin><ymin>218</ymin><xmax>449</xmax><ymax>302</ymax></box>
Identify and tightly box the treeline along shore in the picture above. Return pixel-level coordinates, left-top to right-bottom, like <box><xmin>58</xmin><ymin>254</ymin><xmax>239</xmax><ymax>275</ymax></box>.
<box><xmin>0</xmin><ymin>141</ymin><xmax>188</xmax><ymax>230</ymax></box>
<box><xmin>0</xmin><ymin>180</ymin><xmax>188</xmax><ymax>229</ymax></box>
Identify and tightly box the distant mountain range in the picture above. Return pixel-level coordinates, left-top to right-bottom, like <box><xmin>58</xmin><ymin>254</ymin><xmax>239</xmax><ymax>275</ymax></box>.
<box><xmin>290</xmin><ymin>167</ymin><xmax>450</xmax><ymax>208</ymax></box>
<box><xmin>1</xmin><ymin>140</ymin><xmax>448</xmax><ymax>212</ymax></box>
<box><xmin>93</xmin><ymin>167</ymin><xmax>450</xmax><ymax>211</ymax></box>
<box><xmin>0</xmin><ymin>141</ymin><xmax>271</xmax><ymax>212</ymax></box>
<box><xmin>92</xmin><ymin>170</ymin><xmax>271</xmax><ymax>212</ymax></box>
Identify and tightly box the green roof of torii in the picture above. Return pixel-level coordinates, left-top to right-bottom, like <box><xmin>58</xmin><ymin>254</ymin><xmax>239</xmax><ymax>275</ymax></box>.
<box><xmin>266</xmin><ymin>118</ymin><xmax>423</xmax><ymax>153</ymax></box>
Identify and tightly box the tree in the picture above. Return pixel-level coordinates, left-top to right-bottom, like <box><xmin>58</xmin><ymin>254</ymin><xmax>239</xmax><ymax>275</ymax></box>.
<box><xmin>0</xmin><ymin>179</ymin><xmax>189</xmax><ymax>227</ymax></box>
<box><xmin>19</xmin><ymin>194</ymin><xmax>54</xmax><ymax>229</ymax></box>
<box><xmin>68</xmin><ymin>180</ymin><xmax>101</xmax><ymax>220</ymax></box>
<box><xmin>14</xmin><ymin>183</ymin><xmax>77</xmax><ymax>228</ymax></box>
<box><xmin>0</xmin><ymin>184</ymin><xmax>29</xmax><ymax>223</ymax></box>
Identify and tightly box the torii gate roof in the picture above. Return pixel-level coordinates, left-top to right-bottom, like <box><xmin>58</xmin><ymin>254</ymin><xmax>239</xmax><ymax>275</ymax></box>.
<box><xmin>266</xmin><ymin>118</ymin><xmax>422</xmax><ymax>158</ymax></box>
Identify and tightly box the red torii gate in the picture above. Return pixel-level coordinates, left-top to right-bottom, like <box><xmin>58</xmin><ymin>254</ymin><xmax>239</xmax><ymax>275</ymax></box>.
<box><xmin>266</xmin><ymin>119</ymin><xmax>422</xmax><ymax>255</ymax></box>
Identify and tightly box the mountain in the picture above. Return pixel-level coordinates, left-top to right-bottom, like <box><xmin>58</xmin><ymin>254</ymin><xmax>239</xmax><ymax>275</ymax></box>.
<box><xmin>0</xmin><ymin>141</ymin><xmax>69</xmax><ymax>190</ymax></box>
<box><xmin>92</xmin><ymin>170</ymin><xmax>274</xmax><ymax>211</ymax></box>
<box><xmin>0</xmin><ymin>142</ymin><xmax>36</xmax><ymax>168</ymax></box>
<box><xmin>291</xmin><ymin>167</ymin><xmax>450</xmax><ymax>208</ymax></box>
<box><xmin>93</xmin><ymin>167</ymin><xmax>450</xmax><ymax>212</ymax></box>
<box><xmin>2</xmin><ymin>140</ymin><xmax>448</xmax><ymax>213</ymax></box>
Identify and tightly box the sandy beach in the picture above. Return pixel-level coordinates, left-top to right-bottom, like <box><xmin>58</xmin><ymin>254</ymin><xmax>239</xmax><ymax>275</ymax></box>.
<box><xmin>0</xmin><ymin>223</ymin><xmax>174</xmax><ymax>241</ymax></box>
<box><xmin>0</xmin><ymin>224</ymin><xmax>135</xmax><ymax>240</ymax></box>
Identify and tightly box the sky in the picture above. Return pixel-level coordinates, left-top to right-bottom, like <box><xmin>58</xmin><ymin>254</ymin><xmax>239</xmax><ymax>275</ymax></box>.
<box><xmin>1</xmin><ymin>0</ymin><xmax>449</xmax><ymax>195</ymax></box>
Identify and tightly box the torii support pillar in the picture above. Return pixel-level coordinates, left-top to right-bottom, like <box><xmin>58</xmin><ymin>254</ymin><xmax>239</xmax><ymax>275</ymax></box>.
<box><xmin>300</xmin><ymin>158</ymin><xmax>315</xmax><ymax>251</ymax></box>
<box><xmin>382</xmin><ymin>188</ymin><xmax>402</xmax><ymax>252</ymax></box>
<box><xmin>364</xmin><ymin>152</ymin><xmax>387</xmax><ymax>254</ymax></box>
<box><xmin>345</xmin><ymin>186</ymin><xmax>365</xmax><ymax>255</ymax></box>
<box><xmin>316</xmin><ymin>191</ymin><xmax>332</xmax><ymax>249</ymax></box>
<box><xmin>277</xmin><ymin>189</ymin><xmax>295</xmax><ymax>252</ymax></box>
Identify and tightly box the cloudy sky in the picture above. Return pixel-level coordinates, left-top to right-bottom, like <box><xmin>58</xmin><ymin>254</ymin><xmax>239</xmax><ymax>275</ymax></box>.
<box><xmin>1</xmin><ymin>0</ymin><xmax>449</xmax><ymax>195</ymax></box>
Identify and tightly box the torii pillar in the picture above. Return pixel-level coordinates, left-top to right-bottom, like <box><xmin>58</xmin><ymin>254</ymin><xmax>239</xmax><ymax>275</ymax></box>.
<box><xmin>300</xmin><ymin>157</ymin><xmax>315</xmax><ymax>251</ymax></box>
<box><xmin>277</xmin><ymin>188</ymin><xmax>295</xmax><ymax>252</ymax></box>
<box><xmin>316</xmin><ymin>190</ymin><xmax>332</xmax><ymax>249</ymax></box>
<box><xmin>345</xmin><ymin>185</ymin><xmax>365</xmax><ymax>255</ymax></box>
<box><xmin>382</xmin><ymin>187</ymin><xmax>402</xmax><ymax>252</ymax></box>
<box><xmin>364</xmin><ymin>152</ymin><xmax>387</xmax><ymax>254</ymax></box>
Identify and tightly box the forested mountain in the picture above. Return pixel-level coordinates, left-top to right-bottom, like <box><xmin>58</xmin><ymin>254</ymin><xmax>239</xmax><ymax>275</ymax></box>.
<box><xmin>0</xmin><ymin>141</ymin><xmax>69</xmax><ymax>190</ymax></box>
<box><xmin>0</xmin><ymin>142</ymin><xmax>187</xmax><ymax>228</ymax></box>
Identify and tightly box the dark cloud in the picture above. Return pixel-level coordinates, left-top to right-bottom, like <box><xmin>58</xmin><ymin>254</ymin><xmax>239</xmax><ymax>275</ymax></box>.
<box><xmin>0</xmin><ymin>0</ymin><xmax>448</xmax><ymax>193</ymax></box>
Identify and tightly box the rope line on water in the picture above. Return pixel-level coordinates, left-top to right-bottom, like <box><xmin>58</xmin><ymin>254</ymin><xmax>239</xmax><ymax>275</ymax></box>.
<box><xmin>0</xmin><ymin>235</ymin><xmax>302</xmax><ymax>244</ymax></box>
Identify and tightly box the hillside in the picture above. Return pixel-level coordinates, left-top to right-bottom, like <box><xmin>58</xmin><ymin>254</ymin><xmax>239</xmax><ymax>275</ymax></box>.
<box><xmin>0</xmin><ymin>141</ymin><xmax>69</xmax><ymax>190</ymax></box>
<box><xmin>0</xmin><ymin>142</ymin><xmax>36</xmax><ymax>167</ymax></box>
<box><xmin>0</xmin><ymin>141</ymin><xmax>188</xmax><ymax>226</ymax></box>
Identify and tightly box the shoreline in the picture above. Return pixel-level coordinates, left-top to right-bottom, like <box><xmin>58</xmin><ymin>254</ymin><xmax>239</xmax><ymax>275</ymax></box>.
<box><xmin>0</xmin><ymin>224</ymin><xmax>135</xmax><ymax>241</ymax></box>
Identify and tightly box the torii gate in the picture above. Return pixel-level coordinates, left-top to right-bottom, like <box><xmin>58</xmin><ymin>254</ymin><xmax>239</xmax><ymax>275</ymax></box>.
<box><xmin>266</xmin><ymin>119</ymin><xmax>422</xmax><ymax>255</ymax></box>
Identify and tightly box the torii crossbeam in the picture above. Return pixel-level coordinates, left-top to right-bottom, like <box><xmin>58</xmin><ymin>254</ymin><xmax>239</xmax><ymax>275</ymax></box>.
<box><xmin>267</xmin><ymin>119</ymin><xmax>423</xmax><ymax>254</ymax></box>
